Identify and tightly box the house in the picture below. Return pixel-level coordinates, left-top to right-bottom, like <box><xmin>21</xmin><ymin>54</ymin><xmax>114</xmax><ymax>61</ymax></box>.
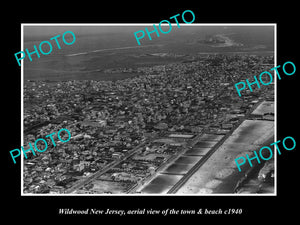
<box><xmin>73</xmin><ymin>163</ymin><xmax>85</xmax><ymax>172</ymax></box>
<box><xmin>112</xmin><ymin>153</ymin><xmax>122</xmax><ymax>159</ymax></box>
<box><xmin>222</xmin><ymin>123</ymin><xmax>233</xmax><ymax>130</ymax></box>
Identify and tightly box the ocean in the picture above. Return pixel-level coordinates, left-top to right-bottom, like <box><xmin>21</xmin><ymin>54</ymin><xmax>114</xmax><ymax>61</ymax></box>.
<box><xmin>23</xmin><ymin>25</ymin><xmax>275</xmax><ymax>81</ymax></box>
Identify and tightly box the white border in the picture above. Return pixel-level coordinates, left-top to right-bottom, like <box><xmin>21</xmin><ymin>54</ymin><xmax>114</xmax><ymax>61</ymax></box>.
<box><xmin>274</xmin><ymin>24</ymin><xmax>277</xmax><ymax>196</ymax></box>
<box><xmin>21</xmin><ymin>23</ymin><xmax>24</xmax><ymax>193</ymax></box>
<box><xmin>21</xmin><ymin>23</ymin><xmax>277</xmax><ymax>196</ymax></box>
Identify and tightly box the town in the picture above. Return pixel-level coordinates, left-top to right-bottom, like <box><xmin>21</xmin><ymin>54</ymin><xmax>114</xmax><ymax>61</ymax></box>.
<box><xmin>234</xmin><ymin>60</ymin><xmax>296</xmax><ymax>96</ymax></box>
<box><xmin>23</xmin><ymin>54</ymin><xmax>274</xmax><ymax>194</ymax></box>
<box><xmin>10</xmin><ymin>128</ymin><xmax>71</xmax><ymax>164</ymax></box>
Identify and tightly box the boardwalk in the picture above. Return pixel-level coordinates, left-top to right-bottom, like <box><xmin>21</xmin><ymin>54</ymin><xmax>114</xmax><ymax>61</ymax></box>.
<box><xmin>175</xmin><ymin>101</ymin><xmax>274</xmax><ymax>194</ymax></box>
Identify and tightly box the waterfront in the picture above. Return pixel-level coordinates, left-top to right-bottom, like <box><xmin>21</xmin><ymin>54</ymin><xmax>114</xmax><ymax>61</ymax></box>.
<box><xmin>22</xmin><ymin>25</ymin><xmax>275</xmax><ymax>195</ymax></box>
<box><xmin>176</xmin><ymin>100</ymin><xmax>275</xmax><ymax>194</ymax></box>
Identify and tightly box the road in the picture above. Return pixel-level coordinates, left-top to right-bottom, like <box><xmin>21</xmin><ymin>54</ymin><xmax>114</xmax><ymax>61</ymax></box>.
<box><xmin>64</xmin><ymin>139</ymin><xmax>150</xmax><ymax>193</ymax></box>
<box><xmin>167</xmin><ymin>100</ymin><xmax>265</xmax><ymax>194</ymax></box>
<box><xmin>65</xmin><ymin>99</ymin><xmax>267</xmax><ymax>194</ymax></box>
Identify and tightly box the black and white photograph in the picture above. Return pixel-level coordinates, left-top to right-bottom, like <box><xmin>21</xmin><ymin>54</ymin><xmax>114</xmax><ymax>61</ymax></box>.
<box><xmin>4</xmin><ymin>4</ymin><xmax>298</xmax><ymax>221</ymax></box>
<box><xmin>21</xmin><ymin>24</ymin><xmax>276</xmax><ymax>195</ymax></box>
